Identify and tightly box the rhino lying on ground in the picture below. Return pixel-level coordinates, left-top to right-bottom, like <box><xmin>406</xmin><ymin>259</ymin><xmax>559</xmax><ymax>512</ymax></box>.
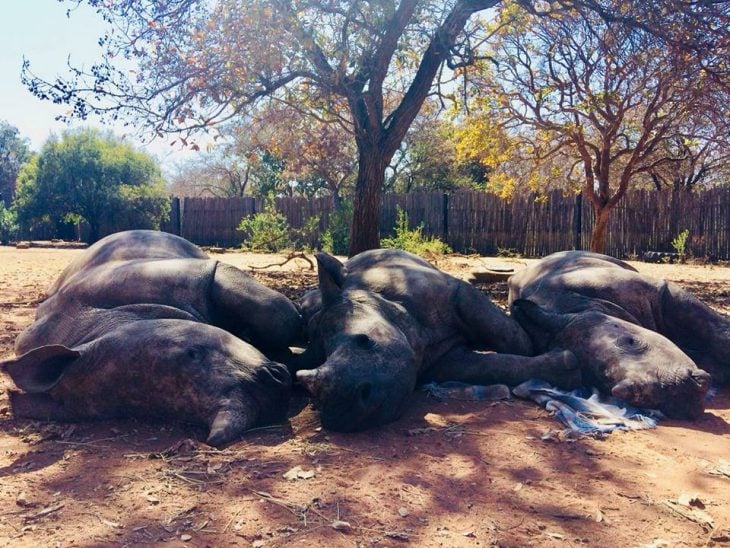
<box><xmin>1</xmin><ymin>230</ymin><xmax>303</xmax><ymax>446</ymax></box>
<box><xmin>508</xmin><ymin>251</ymin><xmax>725</xmax><ymax>419</ymax></box>
<box><xmin>295</xmin><ymin>249</ymin><xmax>582</xmax><ymax>431</ymax></box>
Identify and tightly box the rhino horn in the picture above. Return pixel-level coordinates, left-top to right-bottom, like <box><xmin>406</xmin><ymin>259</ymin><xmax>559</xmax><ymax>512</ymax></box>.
<box><xmin>316</xmin><ymin>252</ymin><xmax>346</xmax><ymax>305</ymax></box>
<box><xmin>610</xmin><ymin>379</ymin><xmax>635</xmax><ymax>401</ymax></box>
<box><xmin>296</xmin><ymin>368</ymin><xmax>322</xmax><ymax>394</ymax></box>
<box><xmin>1</xmin><ymin>345</ymin><xmax>80</xmax><ymax>393</ymax></box>
<box><xmin>206</xmin><ymin>402</ymin><xmax>257</xmax><ymax>448</ymax></box>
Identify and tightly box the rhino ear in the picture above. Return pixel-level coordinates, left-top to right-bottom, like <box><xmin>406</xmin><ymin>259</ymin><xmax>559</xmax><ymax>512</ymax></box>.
<box><xmin>316</xmin><ymin>253</ymin><xmax>346</xmax><ymax>305</ymax></box>
<box><xmin>1</xmin><ymin>345</ymin><xmax>80</xmax><ymax>393</ymax></box>
<box><xmin>255</xmin><ymin>361</ymin><xmax>292</xmax><ymax>388</ymax></box>
<box><xmin>511</xmin><ymin>299</ymin><xmax>572</xmax><ymax>335</ymax></box>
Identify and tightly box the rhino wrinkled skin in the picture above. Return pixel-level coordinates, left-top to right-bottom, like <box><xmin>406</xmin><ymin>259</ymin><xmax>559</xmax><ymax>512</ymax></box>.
<box><xmin>295</xmin><ymin>249</ymin><xmax>582</xmax><ymax>432</ymax></box>
<box><xmin>1</xmin><ymin>230</ymin><xmax>303</xmax><ymax>446</ymax></box>
<box><xmin>508</xmin><ymin>251</ymin><xmax>727</xmax><ymax>419</ymax></box>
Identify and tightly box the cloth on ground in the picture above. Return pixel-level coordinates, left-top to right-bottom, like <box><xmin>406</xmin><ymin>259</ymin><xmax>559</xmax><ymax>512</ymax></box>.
<box><xmin>421</xmin><ymin>381</ymin><xmax>511</xmax><ymax>401</ymax></box>
<box><xmin>421</xmin><ymin>379</ymin><xmax>660</xmax><ymax>435</ymax></box>
<box><xmin>513</xmin><ymin>379</ymin><xmax>660</xmax><ymax>434</ymax></box>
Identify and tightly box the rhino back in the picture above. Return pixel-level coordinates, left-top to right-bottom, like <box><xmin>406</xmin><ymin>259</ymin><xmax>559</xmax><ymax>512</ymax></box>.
<box><xmin>49</xmin><ymin>230</ymin><xmax>208</xmax><ymax>295</ymax></box>
<box><xmin>344</xmin><ymin>250</ymin><xmax>459</xmax><ymax>334</ymax></box>
<box><xmin>17</xmin><ymin>258</ymin><xmax>216</xmax><ymax>353</ymax></box>
<box><xmin>509</xmin><ymin>252</ymin><xmax>662</xmax><ymax>329</ymax></box>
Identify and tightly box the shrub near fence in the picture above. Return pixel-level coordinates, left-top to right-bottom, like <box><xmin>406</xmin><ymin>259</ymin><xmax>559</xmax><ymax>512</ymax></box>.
<box><xmin>22</xmin><ymin>187</ymin><xmax>730</xmax><ymax>259</ymax></box>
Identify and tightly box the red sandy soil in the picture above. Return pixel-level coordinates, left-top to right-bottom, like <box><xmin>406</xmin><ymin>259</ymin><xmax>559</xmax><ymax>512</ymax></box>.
<box><xmin>1</xmin><ymin>246</ymin><xmax>729</xmax><ymax>547</ymax></box>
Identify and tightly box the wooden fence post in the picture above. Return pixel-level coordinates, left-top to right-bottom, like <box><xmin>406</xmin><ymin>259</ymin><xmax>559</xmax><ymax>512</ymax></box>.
<box><xmin>171</xmin><ymin>197</ymin><xmax>181</xmax><ymax>236</ymax></box>
<box><xmin>573</xmin><ymin>193</ymin><xmax>582</xmax><ymax>250</ymax></box>
<box><xmin>442</xmin><ymin>193</ymin><xmax>449</xmax><ymax>243</ymax></box>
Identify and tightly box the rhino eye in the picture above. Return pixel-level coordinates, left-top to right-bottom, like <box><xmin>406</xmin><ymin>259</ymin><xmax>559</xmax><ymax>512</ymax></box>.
<box><xmin>353</xmin><ymin>334</ymin><xmax>376</xmax><ymax>349</ymax></box>
<box><xmin>617</xmin><ymin>335</ymin><xmax>647</xmax><ymax>352</ymax></box>
<box><xmin>186</xmin><ymin>347</ymin><xmax>205</xmax><ymax>360</ymax></box>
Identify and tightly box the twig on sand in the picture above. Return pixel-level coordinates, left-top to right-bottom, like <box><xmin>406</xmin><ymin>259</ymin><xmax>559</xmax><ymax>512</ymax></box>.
<box><xmin>23</xmin><ymin>503</ymin><xmax>64</xmax><ymax>522</ymax></box>
<box><xmin>249</xmin><ymin>252</ymin><xmax>315</xmax><ymax>271</ymax></box>
<box><xmin>0</xmin><ymin>300</ymin><xmax>41</xmax><ymax>307</ymax></box>
<box><xmin>243</xmin><ymin>487</ymin><xmax>330</xmax><ymax>523</ymax></box>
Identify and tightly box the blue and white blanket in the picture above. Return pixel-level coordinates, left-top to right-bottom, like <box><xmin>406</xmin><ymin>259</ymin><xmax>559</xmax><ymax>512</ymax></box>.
<box><xmin>422</xmin><ymin>379</ymin><xmax>660</xmax><ymax>435</ymax></box>
<box><xmin>512</xmin><ymin>379</ymin><xmax>660</xmax><ymax>434</ymax></box>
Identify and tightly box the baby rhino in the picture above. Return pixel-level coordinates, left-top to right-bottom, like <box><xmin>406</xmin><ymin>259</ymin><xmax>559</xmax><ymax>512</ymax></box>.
<box><xmin>1</xmin><ymin>230</ymin><xmax>303</xmax><ymax>446</ymax></box>
<box><xmin>508</xmin><ymin>251</ymin><xmax>726</xmax><ymax>419</ymax></box>
<box><xmin>296</xmin><ymin>249</ymin><xmax>581</xmax><ymax>432</ymax></box>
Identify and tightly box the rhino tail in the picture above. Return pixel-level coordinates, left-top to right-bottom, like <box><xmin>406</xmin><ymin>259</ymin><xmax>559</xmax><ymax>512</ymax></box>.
<box><xmin>1</xmin><ymin>345</ymin><xmax>80</xmax><ymax>393</ymax></box>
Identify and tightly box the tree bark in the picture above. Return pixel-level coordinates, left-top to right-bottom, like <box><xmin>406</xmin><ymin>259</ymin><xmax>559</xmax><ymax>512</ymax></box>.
<box><xmin>589</xmin><ymin>205</ymin><xmax>611</xmax><ymax>253</ymax></box>
<box><xmin>87</xmin><ymin>221</ymin><xmax>101</xmax><ymax>244</ymax></box>
<box><xmin>348</xmin><ymin>148</ymin><xmax>386</xmax><ymax>256</ymax></box>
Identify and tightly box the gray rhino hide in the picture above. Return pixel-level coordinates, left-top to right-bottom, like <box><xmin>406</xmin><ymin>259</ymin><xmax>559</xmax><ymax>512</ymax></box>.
<box><xmin>296</xmin><ymin>249</ymin><xmax>581</xmax><ymax>431</ymax></box>
<box><xmin>1</xmin><ymin>230</ymin><xmax>303</xmax><ymax>446</ymax></box>
<box><xmin>508</xmin><ymin>251</ymin><xmax>725</xmax><ymax>419</ymax></box>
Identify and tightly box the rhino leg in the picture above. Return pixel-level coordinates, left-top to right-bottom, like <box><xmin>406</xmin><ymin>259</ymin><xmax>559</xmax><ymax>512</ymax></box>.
<box><xmin>455</xmin><ymin>282</ymin><xmax>534</xmax><ymax>355</ymax></box>
<box><xmin>660</xmin><ymin>281</ymin><xmax>730</xmax><ymax>383</ymax></box>
<box><xmin>422</xmin><ymin>346</ymin><xmax>582</xmax><ymax>389</ymax></box>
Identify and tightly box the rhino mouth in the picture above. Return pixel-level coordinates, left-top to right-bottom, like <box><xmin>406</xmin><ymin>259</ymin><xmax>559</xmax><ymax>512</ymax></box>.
<box><xmin>318</xmin><ymin>400</ymin><xmax>387</xmax><ymax>432</ymax></box>
<box><xmin>612</xmin><ymin>369</ymin><xmax>711</xmax><ymax>420</ymax></box>
<box><xmin>315</xmin><ymin>382</ymin><xmax>411</xmax><ymax>432</ymax></box>
<box><xmin>659</xmin><ymin>370</ymin><xmax>712</xmax><ymax>420</ymax></box>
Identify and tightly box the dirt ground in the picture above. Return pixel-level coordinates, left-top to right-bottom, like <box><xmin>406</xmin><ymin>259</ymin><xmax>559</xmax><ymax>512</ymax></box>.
<box><xmin>1</xmin><ymin>245</ymin><xmax>730</xmax><ymax>548</ymax></box>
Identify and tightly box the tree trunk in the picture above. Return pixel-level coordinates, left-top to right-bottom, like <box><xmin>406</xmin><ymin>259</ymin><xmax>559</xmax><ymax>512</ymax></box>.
<box><xmin>332</xmin><ymin>189</ymin><xmax>343</xmax><ymax>212</ymax></box>
<box><xmin>589</xmin><ymin>205</ymin><xmax>611</xmax><ymax>253</ymax></box>
<box><xmin>348</xmin><ymin>150</ymin><xmax>386</xmax><ymax>256</ymax></box>
<box><xmin>87</xmin><ymin>221</ymin><xmax>101</xmax><ymax>244</ymax></box>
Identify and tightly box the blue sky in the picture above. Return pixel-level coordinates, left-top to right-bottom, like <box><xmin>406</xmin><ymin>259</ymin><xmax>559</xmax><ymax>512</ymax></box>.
<box><xmin>0</xmin><ymin>1</ymin><xmax>196</xmax><ymax>168</ymax></box>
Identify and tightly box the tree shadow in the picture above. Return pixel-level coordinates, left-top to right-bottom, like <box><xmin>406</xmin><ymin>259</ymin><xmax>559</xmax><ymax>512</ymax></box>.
<box><xmin>1</xmin><ymin>383</ymin><xmax>729</xmax><ymax>546</ymax></box>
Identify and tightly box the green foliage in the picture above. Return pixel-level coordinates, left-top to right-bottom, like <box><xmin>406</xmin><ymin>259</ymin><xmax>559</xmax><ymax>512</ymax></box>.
<box><xmin>671</xmin><ymin>229</ymin><xmax>690</xmax><ymax>261</ymax></box>
<box><xmin>12</xmin><ymin>128</ymin><xmax>168</xmax><ymax>242</ymax></box>
<box><xmin>381</xmin><ymin>207</ymin><xmax>451</xmax><ymax>257</ymax></box>
<box><xmin>497</xmin><ymin>247</ymin><xmax>523</xmax><ymax>259</ymax></box>
<box><xmin>291</xmin><ymin>214</ymin><xmax>322</xmax><ymax>252</ymax></box>
<box><xmin>237</xmin><ymin>204</ymin><xmax>292</xmax><ymax>252</ymax></box>
<box><xmin>0</xmin><ymin>121</ymin><xmax>31</xmax><ymax>206</ymax></box>
<box><xmin>0</xmin><ymin>201</ymin><xmax>18</xmax><ymax>243</ymax></box>
<box><xmin>392</xmin><ymin>118</ymin><xmax>489</xmax><ymax>193</ymax></box>
<box><xmin>250</xmin><ymin>150</ymin><xmax>287</xmax><ymax>198</ymax></box>
<box><xmin>320</xmin><ymin>201</ymin><xmax>352</xmax><ymax>255</ymax></box>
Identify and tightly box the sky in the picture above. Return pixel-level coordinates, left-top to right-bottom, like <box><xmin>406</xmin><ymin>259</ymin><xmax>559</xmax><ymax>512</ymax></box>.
<box><xmin>0</xmin><ymin>1</ymin><xmax>198</xmax><ymax>170</ymax></box>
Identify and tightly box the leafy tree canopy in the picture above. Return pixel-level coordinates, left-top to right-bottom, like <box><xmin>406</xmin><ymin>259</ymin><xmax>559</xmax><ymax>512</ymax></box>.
<box><xmin>13</xmin><ymin>128</ymin><xmax>169</xmax><ymax>242</ymax></box>
<box><xmin>459</xmin><ymin>1</ymin><xmax>730</xmax><ymax>251</ymax></box>
<box><xmin>22</xmin><ymin>0</ymin><xmax>729</xmax><ymax>253</ymax></box>
<box><xmin>0</xmin><ymin>121</ymin><xmax>32</xmax><ymax>206</ymax></box>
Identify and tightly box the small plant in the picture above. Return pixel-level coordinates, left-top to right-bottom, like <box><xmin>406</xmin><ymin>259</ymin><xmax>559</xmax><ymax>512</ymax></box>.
<box><xmin>320</xmin><ymin>201</ymin><xmax>352</xmax><ymax>255</ymax></box>
<box><xmin>671</xmin><ymin>229</ymin><xmax>690</xmax><ymax>262</ymax></box>
<box><xmin>237</xmin><ymin>203</ymin><xmax>292</xmax><ymax>252</ymax></box>
<box><xmin>497</xmin><ymin>247</ymin><xmax>522</xmax><ymax>259</ymax></box>
<box><xmin>0</xmin><ymin>202</ymin><xmax>18</xmax><ymax>245</ymax></box>
<box><xmin>291</xmin><ymin>214</ymin><xmax>322</xmax><ymax>252</ymax></box>
<box><xmin>381</xmin><ymin>207</ymin><xmax>451</xmax><ymax>256</ymax></box>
